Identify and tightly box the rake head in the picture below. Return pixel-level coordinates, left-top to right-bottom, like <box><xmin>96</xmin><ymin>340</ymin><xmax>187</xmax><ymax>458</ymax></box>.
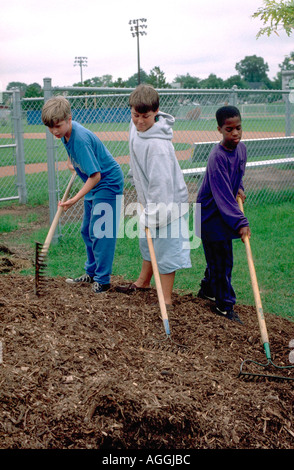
<box><xmin>238</xmin><ymin>358</ymin><xmax>294</xmax><ymax>382</ymax></box>
<box><xmin>141</xmin><ymin>334</ymin><xmax>189</xmax><ymax>354</ymax></box>
<box><xmin>34</xmin><ymin>242</ymin><xmax>48</xmax><ymax>296</ymax></box>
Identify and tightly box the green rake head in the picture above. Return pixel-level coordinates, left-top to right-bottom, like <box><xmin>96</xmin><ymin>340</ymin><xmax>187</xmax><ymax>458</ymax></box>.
<box><xmin>238</xmin><ymin>357</ymin><xmax>294</xmax><ymax>382</ymax></box>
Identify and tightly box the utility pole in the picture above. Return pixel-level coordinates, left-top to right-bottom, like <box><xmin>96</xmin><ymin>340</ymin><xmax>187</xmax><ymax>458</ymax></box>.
<box><xmin>129</xmin><ymin>19</ymin><xmax>147</xmax><ymax>85</ymax></box>
<box><xmin>74</xmin><ymin>56</ymin><xmax>88</xmax><ymax>84</ymax></box>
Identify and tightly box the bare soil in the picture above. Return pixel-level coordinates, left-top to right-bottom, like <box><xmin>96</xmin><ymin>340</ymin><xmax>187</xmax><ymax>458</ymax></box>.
<box><xmin>0</xmin><ymin>205</ymin><xmax>294</xmax><ymax>450</ymax></box>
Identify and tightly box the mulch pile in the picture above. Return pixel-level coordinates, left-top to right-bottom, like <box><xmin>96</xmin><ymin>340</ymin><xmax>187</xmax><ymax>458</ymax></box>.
<box><xmin>0</xmin><ymin>248</ymin><xmax>294</xmax><ymax>450</ymax></box>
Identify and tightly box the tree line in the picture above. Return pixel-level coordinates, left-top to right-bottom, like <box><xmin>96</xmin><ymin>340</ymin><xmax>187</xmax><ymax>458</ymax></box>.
<box><xmin>5</xmin><ymin>51</ymin><xmax>294</xmax><ymax>98</ymax></box>
<box><xmin>5</xmin><ymin>0</ymin><xmax>294</xmax><ymax>96</ymax></box>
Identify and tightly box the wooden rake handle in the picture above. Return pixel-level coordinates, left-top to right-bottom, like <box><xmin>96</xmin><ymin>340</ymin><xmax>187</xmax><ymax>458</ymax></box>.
<box><xmin>41</xmin><ymin>172</ymin><xmax>76</xmax><ymax>255</ymax></box>
<box><xmin>145</xmin><ymin>227</ymin><xmax>171</xmax><ymax>337</ymax></box>
<box><xmin>237</xmin><ymin>196</ymin><xmax>270</xmax><ymax>354</ymax></box>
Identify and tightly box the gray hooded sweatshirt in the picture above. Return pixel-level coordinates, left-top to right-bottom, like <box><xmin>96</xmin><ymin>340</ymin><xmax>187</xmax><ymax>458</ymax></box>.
<box><xmin>129</xmin><ymin>111</ymin><xmax>189</xmax><ymax>228</ymax></box>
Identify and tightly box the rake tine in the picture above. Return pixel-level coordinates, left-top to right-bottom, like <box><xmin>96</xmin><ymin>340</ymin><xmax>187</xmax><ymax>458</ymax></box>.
<box><xmin>238</xmin><ymin>358</ymin><xmax>294</xmax><ymax>382</ymax></box>
<box><xmin>34</xmin><ymin>242</ymin><xmax>48</xmax><ymax>296</ymax></box>
<box><xmin>34</xmin><ymin>172</ymin><xmax>76</xmax><ymax>296</ymax></box>
<box><xmin>142</xmin><ymin>334</ymin><xmax>189</xmax><ymax>354</ymax></box>
<box><xmin>34</xmin><ymin>242</ymin><xmax>40</xmax><ymax>295</ymax></box>
<box><xmin>237</xmin><ymin>197</ymin><xmax>294</xmax><ymax>383</ymax></box>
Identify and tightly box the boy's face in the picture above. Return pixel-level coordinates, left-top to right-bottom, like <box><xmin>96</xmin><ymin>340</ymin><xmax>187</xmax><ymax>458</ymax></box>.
<box><xmin>218</xmin><ymin>116</ymin><xmax>242</xmax><ymax>150</ymax></box>
<box><xmin>48</xmin><ymin>116</ymin><xmax>72</xmax><ymax>140</ymax></box>
<box><xmin>131</xmin><ymin>106</ymin><xmax>159</xmax><ymax>132</ymax></box>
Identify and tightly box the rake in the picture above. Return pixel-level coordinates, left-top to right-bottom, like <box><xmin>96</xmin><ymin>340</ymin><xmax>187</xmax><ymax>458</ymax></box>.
<box><xmin>237</xmin><ymin>196</ymin><xmax>294</xmax><ymax>381</ymax></box>
<box><xmin>143</xmin><ymin>226</ymin><xmax>188</xmax><ymax>352</ymax></box>
<box><xmin>34</xmin><ymin>172</ymin><xmax>76</xmax><ymax>295</ymax></box>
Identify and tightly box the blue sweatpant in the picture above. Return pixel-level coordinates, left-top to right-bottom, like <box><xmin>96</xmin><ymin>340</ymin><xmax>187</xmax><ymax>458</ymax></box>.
<box><xmin>81</xmin><ymin>195</ymin><xmax>122</xmax><ymax>285</ymax></box>
<box><xmin>200</xmin><ymin>238</ymin><xmax>236</xmax><ymax>312</ymax></box>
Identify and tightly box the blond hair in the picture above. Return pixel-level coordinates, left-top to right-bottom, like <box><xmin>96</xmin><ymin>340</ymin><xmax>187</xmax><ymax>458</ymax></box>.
<box><xmin>129</xmin><ymin>84</ymin><xmax>159</xmax><ymax>113</ymax></box>
<box><xmin>41</xmin><ymin>96</ymin><xmax>71</xmax><ymax>127</ymax></box>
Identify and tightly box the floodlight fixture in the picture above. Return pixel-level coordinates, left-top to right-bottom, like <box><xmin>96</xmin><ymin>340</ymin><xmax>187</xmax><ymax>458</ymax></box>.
<box><xmin>74</xmin><ymin>56</ymin><xmax>88</xmax><ymax>84</ymax></box>
<box><xmin>129</xmin><ymin>18</ymin><xmax>148</xmax><ymax>85</ymax></box>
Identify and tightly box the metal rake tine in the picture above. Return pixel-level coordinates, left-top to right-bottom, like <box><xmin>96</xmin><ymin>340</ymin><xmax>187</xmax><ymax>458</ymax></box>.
<box><xmin>34</xmin><ymin>173</ymin><xmax>77</xmax><ymax>296</ymax></box>
<box><xmin>142</xmin><ymin>334</ymin><xmax>189</xmax><ymax>353</ymax></box>
<box><xmin>237</xmin><ymin>197</ymin><xmax>294</xmax><ymax>383</ymax></box>
<box><xmin>238</xmin><ymin>358</ymin><xmax>294</xmax><ymax>382</ymax></box>
<box><xmin>34</xmin><ymin>241</ymin><xmax>48</xmax><ymax>295</ymax></box>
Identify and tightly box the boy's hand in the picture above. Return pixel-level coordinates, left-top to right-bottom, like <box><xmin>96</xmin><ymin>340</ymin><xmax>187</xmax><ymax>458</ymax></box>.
<box><xmin>58</xmin><ymin>198</ymin><xmax>75</xmax><ymax>212</ymax></box>
<box><xmin>239</xmin><ymin>226</ymin><xmax>251</xmax><ymax>243</ymax></box>
<box><xmin>237</xmin><ymin>188</ymin><xmax>246</xmax><ymax>203</ymax></box>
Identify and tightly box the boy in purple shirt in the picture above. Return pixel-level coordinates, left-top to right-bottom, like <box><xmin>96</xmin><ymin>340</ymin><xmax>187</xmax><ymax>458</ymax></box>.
<box><xmin>196</xmin><ymin>106</ymin><xmax>251</xmax><ymax>323</ymax></box>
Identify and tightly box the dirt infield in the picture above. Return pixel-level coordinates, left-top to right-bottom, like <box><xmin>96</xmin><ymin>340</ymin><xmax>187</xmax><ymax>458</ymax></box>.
<box><xmin>0</xmin><ymin>129</ymin><xmax>286</xmax><ymax>143</ymax></box>
<box><xmin>0</xmin><ymin>130</ymin><xmax>287</xmax><ymax>177</ymax></box>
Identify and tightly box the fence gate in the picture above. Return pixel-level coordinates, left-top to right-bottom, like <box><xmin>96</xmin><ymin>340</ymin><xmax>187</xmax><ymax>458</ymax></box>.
<box><xmin>0</xmin><ymin>90</ymin><xmax>27</xmax><ymax>204</ymax></box>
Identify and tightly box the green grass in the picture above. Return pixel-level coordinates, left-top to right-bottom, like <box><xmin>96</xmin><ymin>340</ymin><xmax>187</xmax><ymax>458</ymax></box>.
<box><xmin>1</xmin><ymin>200</ymin><xmax>293</xmax><ymax>321</ymax></box>
<box><xmin>0</xmin><ymin>211</ymin><xmax>39</xmax><ymax>233</ymax></box>
<box><xmin>0</xmin><ymin>214</ymin><xmax>19</xmax><ymax>233</ymax></box>
<box><xmin>0</xmin><ymin>113</ymin><xmax>290</xmax><ymax>135</ymax></box>
<box><xmin>0</xmin><ymin>113</ymin><xmax>290</xmax><ymax>170</ymax></box>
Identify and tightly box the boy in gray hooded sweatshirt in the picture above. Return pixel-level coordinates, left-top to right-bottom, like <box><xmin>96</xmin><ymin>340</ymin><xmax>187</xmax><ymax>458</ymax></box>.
<box><xmin>117</xmin><ymin>84</ymin><xmax>191</xmax><ymax>306</ymax></box>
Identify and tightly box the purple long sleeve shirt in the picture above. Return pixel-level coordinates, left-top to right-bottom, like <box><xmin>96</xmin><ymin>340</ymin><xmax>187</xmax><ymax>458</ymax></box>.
<box><xmin>196</xmin><ymin>142</ymin><xmax>249</xmax><ymax>241</ymax></box>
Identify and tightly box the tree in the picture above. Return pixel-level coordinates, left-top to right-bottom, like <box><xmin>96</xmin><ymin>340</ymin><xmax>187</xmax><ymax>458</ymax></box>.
<box><xmin>173</xmin><ymin>73</ymin><xmax>201</xmax><ymax>88</ymax></box>
<box><xmin>6</xmin><ymin>81</ymin><xmax>27</xmax><ymax>96</ymax></box>
<box><xmin>6</xmin><ymin>81</ymin><xmax>43</xmax><ymax>98</ymax></box>
<box><xmin>80</xmin><ymin>75</ymin><xmax>114</xmax><ymax>87</ymax></box>
<box><xmin>279</xmin><ymin>51</ymin><xmax>294</xmax><ymax>71</ymax></box>
<box><xmin>235</xmin><ymin>55</ymin><xmax>269</xmax><ymax>83</ymax></box>
<box><xmin>24</xmin><ymin>82</ymin><xmax>43</xmax><ymax>98</ymax></box>
<box><xmin>199</xmin><ymin>74</ymin><xmax>224</xmax><ymax>89</ymax></box>
<box><xmin>252</xmin><ymin>0</ymin><xmax>294</xmax><ymax>37</ymax></box>
<box><xmin>125</xmin><ymin>69</ymin><xmax>149</xmax><ymax>87</ymax></box>
<box><xmin>113</xmin><ymin>77</ymin><xmax>127</xmax><ymax>87</ymax></box>
<box><xmin>147</xmin><ymin>66</ymin><xmax>169</xmax><ymax>88</ymax></box>
<box><xmin>223</xmin><ymin>75</ymin><xmax>249</xmax><ymax>89</ymax></box>
<box><xmin>270</xmin><ymin>51</ymin><xmax>294</xmax><ymax>89</ymax></box>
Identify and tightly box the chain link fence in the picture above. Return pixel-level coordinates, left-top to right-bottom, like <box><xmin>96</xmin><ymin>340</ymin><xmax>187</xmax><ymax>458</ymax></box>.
<box><xmin>0</xmin><ymin>80</ymin><xmax>293</xmax><ymax>239</ymax></box>
<box><xmin>0</xmin><ymin>90</ymin><xmax>27</xmax><ymax>204</ymax></box>
<box><xmin>0</xmin><ymin>91</ymin><xmax>16</xmax><ymax>202</ymax></box>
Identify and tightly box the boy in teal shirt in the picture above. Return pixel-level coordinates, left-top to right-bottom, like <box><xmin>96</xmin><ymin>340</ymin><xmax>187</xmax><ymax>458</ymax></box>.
<box><xmin>41</xmin><ymin>96</ymin><xmax>124</xmax><ymax>293</ymax></box>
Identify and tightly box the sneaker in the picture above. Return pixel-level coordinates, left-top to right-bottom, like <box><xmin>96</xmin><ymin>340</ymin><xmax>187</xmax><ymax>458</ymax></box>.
<box><xmin>92</xmin><ymin>282</ymin><xmax>111</xmax><ymax>293</ymax></box>
<box><xmin>116</xmin><ymin>283</ymin><xmax>151</xmax><ymax>294</ymax></box>
<box><xmin>214</xmin><ymin>306</ymin><xmax>243</xmax><ymax>324</ymax></box>
<box><xmin>65</xmin><ymin>273</ymin><xmax>94</xmax><ymax>284</ymax></box>
<box><xmin>197</xmin><ymin>289</ymin><xmax>216</xmax><ymax>301</ymax></box>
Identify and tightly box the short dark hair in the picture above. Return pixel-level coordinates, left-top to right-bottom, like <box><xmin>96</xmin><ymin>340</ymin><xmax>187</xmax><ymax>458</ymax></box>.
<box><xmin>129</xmin><ymin>84</ymin><xmax>159</xmax><ymax>113</ymax></box>
<box><xmin>216</xmin><ymin>106</ymin><xmax>241</xmax><ymax>127</ymax></box>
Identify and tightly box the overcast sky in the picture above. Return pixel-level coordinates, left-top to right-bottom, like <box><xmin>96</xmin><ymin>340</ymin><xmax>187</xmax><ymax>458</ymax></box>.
<box><xmin>1</xmin><ymin>0</ymin><xmax>293</xmax><ymax>91</ymax></box>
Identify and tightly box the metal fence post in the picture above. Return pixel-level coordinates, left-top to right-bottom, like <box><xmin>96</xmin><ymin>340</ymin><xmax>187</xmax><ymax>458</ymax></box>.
<box><xmin>43</xmin><ymin>77</ymin><xmax>60</xmax><ymax>242</ymax></box>
<box><xmin>285</xmin><ymin>87</ymin><xmax>291</xmax><ymax>136</ymax></box>
<box><xmin>12</xmin><ymin>89</ymin><xmax>27</xmax><ymax>204</ymax></box>
<box><xmin>229</xmin><ymin>85</ymin><xmax>238</xmax><ymax>106</ymax></box>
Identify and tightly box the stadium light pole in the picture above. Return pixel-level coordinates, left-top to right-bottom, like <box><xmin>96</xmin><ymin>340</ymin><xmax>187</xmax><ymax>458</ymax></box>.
<box><xmin>74</xmin><ymin>56</ymin><xmax>88</xmax><ymax>84</ymax></box>
<box><xmin>129</xmin><ymin>18</ymin><xmax>147</xmax><ymax>85</ymax></box>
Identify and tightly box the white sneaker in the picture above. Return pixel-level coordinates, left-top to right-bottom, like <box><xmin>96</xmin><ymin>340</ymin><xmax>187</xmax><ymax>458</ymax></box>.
<box><xmin>66</xmin><ymin>274</ymin><xmax>93</xmax><ymax>284</ymax></box>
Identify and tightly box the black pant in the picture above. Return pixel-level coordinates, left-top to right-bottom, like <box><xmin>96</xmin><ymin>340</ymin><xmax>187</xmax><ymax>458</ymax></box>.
<box><xmin>200</xmin><ymin>238</ymin><xmax>236</xmax><ymax>312</ymax></box>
